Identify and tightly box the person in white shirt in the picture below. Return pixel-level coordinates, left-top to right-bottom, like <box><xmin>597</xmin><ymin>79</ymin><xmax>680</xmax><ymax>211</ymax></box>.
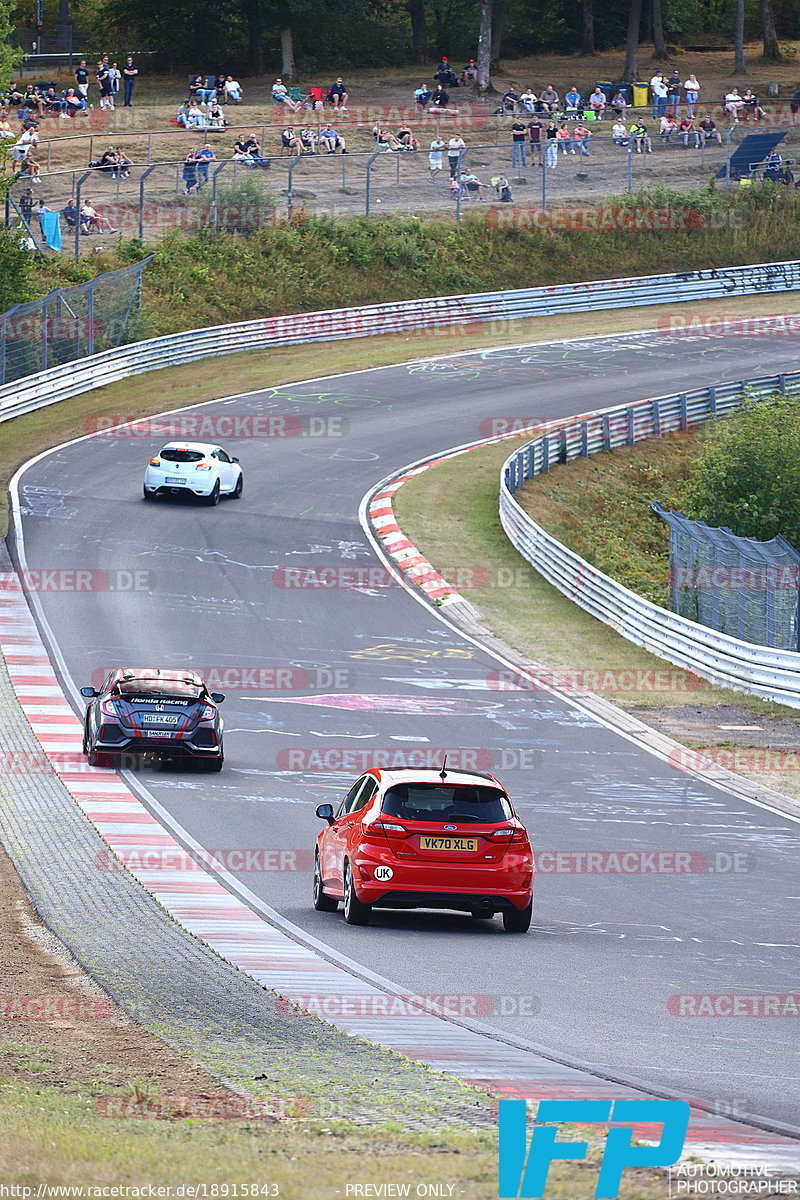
<box><xmin>271</xmin><ymin>78</ymin><xmax>300</xmax><ymax>112</ymax></box>
<box><xmin>224</xmin><ymin>76</ymin><xmax>243</xmax><ymax>103</ymax></box>
<box><xmin>520</xmin><ymin>88</ymin><xmax>536</xmax><ymax>113</ymax></box>
<box><xmin>651</xmin><ymin>74</ymin><xmax>668</xmax><ymax>118</ymax></box>
<box><xmin>187</xmin><ymin>102</ymin><xmax>205</xmax><ymax>125</ymax></box>
<box><xmin>725</xmin><ymin>88</ymin><xmax>743</xmax><ymax>120</ymax></box>
<box><xmin>683</xmin><ymin>74</ymin><xmax>700</xmax><ymax>116</ymax></box>
<box><xmin>611</xmin><ymin>120</ymin><xmax>629</xmax><ymax>145</ymax></box>
<box><xmin>588</xmin><ymin>88</ymin><xmax>606</xmax><ymax>119</ymax></box>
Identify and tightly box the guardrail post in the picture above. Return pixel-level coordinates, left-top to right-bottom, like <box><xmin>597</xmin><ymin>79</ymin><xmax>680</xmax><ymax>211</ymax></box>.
<box><xmin>679</xmin><ymin>393</ymin><xmax>688</xmax><ymax>429</ymax></box>
<box><xmin>286</xmin><ymin>153</ymin><xmax>302</xmax><ymax>219</ymax></box>
<box><xmin>627</xmin><ymin>407</ymin><xmax>635</xmax><ymax>444</ymax></box>
<box><xmin>627</xmin><ymin>143</ymin><xmax>633</xmax><ymax>193</ymax></box>
<box><xmin>365</xmin><ymin>150</ymin><xmax>379</xmax><ymax>216</ymax></box>
<box><xmin>541</xmin><ymin>435</ymin><xmax>550</xmax><ymax>472</ymax></box>
<box><xmin>87</xmin><ymin>282</ymin><xmax>95</xmax><ymax>357</ymax></box>
<box><xmin>707</xmin><ymin>387</ymin><xmax>717</xmax><ymax>414</ymax></box>
<box><xmin>580</xmin><ymin>419</ymin><xmax>588</xmax><ymax>456</ymax></box>
<box><xmin>602</xmin><ymin>414</ymin><xmax>611</xmax><ymax>450</ymax></box>
<box><xmin>778</xmin><ymin>374</ymin><xmax>787</xmax><ymax>394</ymax></box>
<box><xmin>725</xmin><ymin>125</ymin><xmax>733</xmax><ymax>191</ymax></box>
<box><xmin>74</xmin><ymin>168</ymin><xmax>92</xmax><ymax>261</ymax></box>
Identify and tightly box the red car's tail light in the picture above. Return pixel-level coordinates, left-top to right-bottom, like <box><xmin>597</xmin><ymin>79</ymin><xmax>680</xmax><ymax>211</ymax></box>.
<box><xmin>491</xmin><ymin>826</ymin><xmax>527</xmax><ymax>842</ymax></box>
<box><xmin>371</xmin><ymin>820</ymin><xmax>410</xmax><ymax>839</ymax></box>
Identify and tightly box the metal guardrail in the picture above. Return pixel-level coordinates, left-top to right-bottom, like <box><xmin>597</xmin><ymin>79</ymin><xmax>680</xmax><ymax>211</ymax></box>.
<box><xmin>2</xmin><ymin>258</ymin><xmax>800</xmax><ymax>425</ymax></box>
<box><xmin>499</xmin><ymin>371</ymin><xmax>800</xmax><ymax>708</ymax></box>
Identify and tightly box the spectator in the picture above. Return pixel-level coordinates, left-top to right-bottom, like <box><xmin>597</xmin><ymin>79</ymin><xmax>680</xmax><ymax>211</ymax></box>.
<box><xmin>64</xmin><ymin>88</ymin><xmax>86</xmax><ymax>116</ymax></box>
<box><xmin>0</xmin><ymin>110</ymin><xmax>13</xmax><ymax>138</ymax></box>
<box><xmin>791</xmin><ymin>86</ymin><xmax>800</xmax><ymax>126</ymax></box>
<box><xmin>660</xmin><ymin>114</ymin><xmax>678</xmax><ymax>143</ymax></box>
<box><xmin>666</xmin><ymin>70</ymin><xmax>681</xmax><ymax>114</ymax></box>
<box><xmin>527</xmin><ymin>116</ymin><xmax>543</xmax><ymax>161</ymax></box>
<box><xmin>741</xmin><ymin>89</ymin><xmax>764</xmax><ymax>121</ymax></box>
<box><xmin>75</xmin><ymin>60</ymin><xmax>90</xmax><ymax>103</ymax></box>
<box><xmin>300</xmin><ymin>127</ymin><xmax>318</xmax><ymax>153</ymax></box>
<box><xmin>320</xmin><ymin>124</ymin><xmax>347</xmax><ymax>153</ymax></box>
<box><xmin>764</xmin><ymin>150</ymin><xmax>782</xmax><ymax>182</ymax></box>
<box><xmin>6</xmin><ymin>82</ymin><xmax>24</xmax><ymax>106</ymax></box>
<box><xmin>208</xmin><ymin>100</ymin><xmax>226</xmax><ymax>128</ymax></box>
<box><xmin>187</xmin><ymin>100</ymin><xmax>205</xmax><ymax>126</ymax></box>
<box><xmin>502</xmin><ymin>88</ymin><xmax>519</xmax><ymax>114</ymax></box>
<box><xmin>683</xmin><ymin>74</ymin><xmax>700</xmax><ymax>117</ymax></box>
<box><xmin>556</xmin><ymin>121</ymin><xmax>573</xmax><ymax>154</ymax></box>
<box><xmin>725</xmin><ymin>88</ymin><xmax>743</xmax><ymax>120</ymax></box>
<box><xmin>198</xmin><ymin>76</ymin><xmax>216</xmax><ymax>104</ymax></box>
<box><xmin>650</xmin><ymin>70</ymin><xmax>665</xmax><ymax>118</ymax></box>
<box><xmin>62</xmin><ymin>197</ymin><xmax>78</xmax><ymax>227</ymax></box>
<box><xmin>114</xmin><ymin>146</ymin><xmax>132</xmax><ymax>177</ymax></box>
<box><xmin>396</xmin><ymin>126</ymin><xmax>419</xmax><ymax>150</ymax></box>
<box><xmin>447</xmin><ymin>132</ymin><xmax>465</xmax><ymax>177</ymax></box>
<box><xmin>414</xmin><ymin>85</ymin><xmax>431</xmax><ymax>111</ymax></box>
<box><xmin>188</xmin><ymin>74</ymin><xmax>205</xmax><ymax>98</ymax></box>
<box><xmin>23</xmin><ymin>86</ymin><xmax>46</xmax><ymax>117</ymax></box>
<box><xmin>224</xmin><ymin>76</ymin><xmax>243</xmax><ymax>103</ymax></box>
<box><xmin>544</xmin><ymin>120</ymin><xmax>558</xmax><ymax>167</ymax></box>
<box><xmin>630</xmin><ymin>119</ymin><xmax>652</xmax><ymax>153</ymax></box>
<box><xmin>461</xmin><ymin>60</ymin><xmax>477</xmax><ymax>85</ymax></box>
<box><xmin>43</xmin><ymin>87</ymin><xmax>68</xmax><ymax>116</ymax></box>
<box><xmin>434</xmin><ymin>57</ymin><xmax>458</xmax><ymax>88</ymax></box>
<box><xmin>588</xmin><ymin>87</ymin><xmax>606</xmax><ymax>119</ymax></box>
<box><xmin>430</xmin><ymin>83</ymin><xmax>453</xmax><ymax>111</ymax></box>
<box><xmin>611</xmin><ymin>90</ymin><xmax>627</xmax><ymax>118</ymax></box>
<box><xmin>272</xmin><ymin>77</ymin><xmax>299</xmax><ymax>112</ymax></box>
<box><xmin>97</xmin><ymin>60</ymin><xmax>114</xmax><ymax>110</ymax></box>
<box><xmin>183</xmin><ymin>148</ymin><xmax>200</xmax><ymax>194</ymax></box>
<box><xmin>572</xmin><ymin>121</ymin><xmax>591</xmax><ymax>155</ymax></box>
<box><xmin>242</xmin><ymin>134</ymin><xmax>270</xmax><ymax>166</ymax></box>
<box><xmin>520</xmin><ymin>86</ymin><xmax>537</xmax><ymax>114</ymax></box>
<box><xmin>21</xmin><ymin>154</ymin><xmax>41</xmax><ymax>183</ymax></box>
<box><xmin>213</xmin><ymin>73</ymin><xmax>227</xmax><ymax>97</ymax></box>
<box><xmin>12</xmin><ymin>127</ymin><xmax>38</xmax><ymax>172</ymax></box>
<box><xmin>176</xmin><ymin>100</ymin><xmax>192</xmax><ymax>126</ymax></box>
<box><xmin>491</xmin><ymin>173</ymin><xmax>512</xmax><ymax>201</ymax></box>
<box><xmin>109</xmin><ymin>62</ymin><xmax>121</xmax><ymax>99</ymax></box>
<box><xmin>373</xmin><ymin>123</ymin><xmax>401</xmax><ymax>151</ymax></box>
<box><xmin>538</xmin><ymin>84</ymin><xmax>559</xmax><ymax>113</ymax></box>
<box><xmin>80</xmin><ymin>200</ymin><xmax>117</xmax><ymax>232</ymax></box>
<box><xmin>281</xmin><ymin>126</ymin><xmax>302</xmax><ymax>152</ymax></box>
<box><xmin>679</xmin><ymin>115</ymin><xmax>700</xmax><ymax>147</ymax></box>
<box><xmin>564</xmin><ymin>85</ymin><xmax>582</xmax><ymax>115</ymax></box>
<box><xmin>511</xmin><ymin>117</ymin><xmax>527</xmax><ymax>166</ymax></box>
<box><xmin>459</xmin><ymin>169</ymin><xmax>485</xmax><ymax>199</ymax></box>
<box><xmin>698</xmin><ymin>113</ymin><xmax>722</xmax><ymax>145</ymax></box>
<box><xmin>123</xmin><ymin>57</ymin><xmax>138</xmax><ymax>106</ymax></box>
<box><xmin>19</xmin><ymin>187</ymin><xmax>33</xmax><ymax>223</ymax></box>
<box><xmin>233</xmin><ymin>136</ymin><xmax>255</xmax><ymax>164</ymax></box>
<box><xmin>195</xmin><ymin>144</ymin><xmax>216</xmax><ymax>186</ymax></box>
<box><xmin>98</xmin><ymin>146</ymin><xmax>119</xmax><ymax>175</ymax></box>
<box><xmin>429</xmin><ymin>135</ymin><xmax>445</xmax><ymax>179</ymax></box>
<box><xmin>612</xmin><ymin>119</ymin><xmax>629</xmax><ymax>145</ymax></box>
<box><xmin>328</xmin><ymin>78</ymin><xmax>348</xmax><ymax>110</ymax></box>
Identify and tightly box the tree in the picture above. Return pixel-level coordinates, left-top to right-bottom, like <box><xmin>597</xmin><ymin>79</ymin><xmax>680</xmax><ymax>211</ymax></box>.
<box><xmin>278</xmin><ymin>0</ymin><xmax>296</xmax><ymax>78</ymax></box>
<box><xmin>581</xmin><ymin>0</ymin><xmax>594</xmax><ymax>54</ymax></box>
<box><xmin>242</xmin><ymin>0</ymin><xmax>265</xmax><ymax>74</ymax></box>
<box><xmin>652</xmin><ymin>0</ymin><xmax>665</xmax><ymax>59</ymax></box>
<box><xmin>734</xmin><ymin>0</ymin><xmax>747</xmax><ymax>73</ymax></box>
<box><xmin>622</xmin><ymin>0</ymin><xmax>641</xmax><ymax>80</ymax></box>
<box><xmin>406</xmin><ymin>0</ymin><xmax>428</xmax><ymax>63</ymax></box>
<box><xmin>760</xmin><ymin>0</ymin><xmax>780</xmax><ymax>60</ymax></box>
<box><xmin>685</xmin><ymin>396</ymin><xmax>800</xmax><ymax>548</ymax></box>
<box><xmin>491</xmin><ymin>0</ymin><xmax>504</xmax><ymax>68</ymax></box>
<box><xmin>476</xmin><ymin>0</ymin><xmax>492</xmax><ymax>91</ymax></box>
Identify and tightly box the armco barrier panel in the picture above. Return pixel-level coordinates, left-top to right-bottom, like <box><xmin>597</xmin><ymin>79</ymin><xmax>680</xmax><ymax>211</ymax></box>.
<box><xmin>2</xmin><ymin>258</ymin><xmax>800</xmax><ymax>425</ymax></box>
<box><xmin>499</xmin><ymin>371</ymin><xmax>800</xmax><ymax>708</ymax></box>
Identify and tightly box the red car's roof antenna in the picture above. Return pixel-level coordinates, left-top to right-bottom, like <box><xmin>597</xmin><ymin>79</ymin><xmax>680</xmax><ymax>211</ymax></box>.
<box><xmin>439</xmin><ymin>755</ymin><xmax>447</xmax><ymax>780</ymax></box>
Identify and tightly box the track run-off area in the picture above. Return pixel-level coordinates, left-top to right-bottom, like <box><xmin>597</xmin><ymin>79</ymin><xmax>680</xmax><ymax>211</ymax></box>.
<box><xmin>7</xmin><ymin>326</ymin><xmax>800</xmax><ymax>1160</ymax></box>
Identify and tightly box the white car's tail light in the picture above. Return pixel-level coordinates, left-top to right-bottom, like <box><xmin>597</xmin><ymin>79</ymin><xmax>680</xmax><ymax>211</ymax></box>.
<box><xmin>201</xmin><ymin>704</ymin><xmax>217</xmax><ymax>720</ymax></box>
<box><xmin>195</xmin><ymin>463</ymin><xmax>213</xmax><ymax>471</ymax></box>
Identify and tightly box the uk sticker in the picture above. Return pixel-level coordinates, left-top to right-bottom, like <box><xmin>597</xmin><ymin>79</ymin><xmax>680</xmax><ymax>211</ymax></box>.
<box><xmin>375</xmin><ymin>865</ymin><xmax>393</xmax><ymax>881</ymax></box>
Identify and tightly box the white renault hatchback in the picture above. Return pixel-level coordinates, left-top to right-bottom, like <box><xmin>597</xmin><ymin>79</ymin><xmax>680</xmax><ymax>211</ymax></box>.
<box><xmin>143</xmin><ymin>442</ymin><xmax>243</xmax><ymax>505</ymax></box>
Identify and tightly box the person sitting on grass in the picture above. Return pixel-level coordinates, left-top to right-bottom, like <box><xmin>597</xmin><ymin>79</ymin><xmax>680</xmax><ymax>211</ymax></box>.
<box><xmin>233</xmin><ymin>136</ymin><xmax>256</xmax><ymax>164</ymax></box>
<box><xmin>396</xmin><ymin>126</ymin><xmax>420</xmax><ymax>150</ymax></box>
<box><xmin>414</xmin><ymin>85</ymin><xmax>431</xmax><ymax>111</ymax></box>
<box><xmin>300</xmin><ymin>127</ymin><xmax>318</xmax><ymax>153</ymax></box>
<box><xmin>319</xmin><ymin>124</ymin><xmax>348</xmax><ymax>153</ymax></box>
<box><xmin>461</xmin><ymin>59</ymin><xmax>477</xmax><ymax>84</ymax></box>
<box><xmin>272</xmin><ymin>78</ymin><xmax>300</xmax><ymax>112</ymax></box>
<box><xmin>98</xmin><ymin>146</ymin><xmax>119</xmax><ymax>175</ymax></box>
<box><xmin>741</xmin><ymin>89</ymin><xmax>764</xmax><ymax>121</ymax></box>
<box><xmin>679</xmin><ymin>115</ymin><xmax>700</xmax><ymax>148</ymax></box>
<box><xmin>187</xmin><ymin>100</ymin><xmax>205</xmax><ymax>126</ymax></box>
<box><xmin>0</xmin><ymin>110</ymin><xmax>14</xmax><ymax>138</ymax></box>
<box><xmin>630</xmin><ymin>119</ymin><xmax>652</xmax><ymax>152</ymax></box>
<box><xmin>659</xmin><ymin>114</ymin><xmax>678</xmax><ymax>143</ymax></box>
<box><xmin>242</xmin><ymin>134</ymin><xmax>270</xmax><ymax>166</ymax></box>
<box><xmin>6</xmin><ymin>82</ymin><xmax>24</xmax><ymax>106</ymax></box>
<box><xmin>373</xmin><ymin>122</ymin><xmax>402</xmax><ymax>151</ymax></box>
<box><xmin>80</xmin><ymin>200</ymin><xmax>117</xmax><ymax>233</ymax></box>
<box><xmin>208</xmin><ymin>100</ymin><xmax>226</xmax><ymax>127</ymax></box>
<box><xmin>176</xmin><ymin>100</ymin><xmax>192</xmax><ymax>126</ymax></box>
<box><xmin>429</xmin><ymin>82</ymin><xmax>452</xmax><ymax>110</ymax></box>
<box><xmin>20</xmin><ymin>154</ymin><xmax>41</xmax><ymax>183</ymax></box>
<box><xmin>63</xmin><ymin>88</ymin><xmax>86</xmax><ymax>115</ymax></box>
<box><xmin>698</xmin><ymin>113</ymin><xmax>722</xmax><ymax>145</ymax></box>
<box><xmin>611</xmin><ymin>119</ymin><xmax>629</xmax><ymax>145</ymax></box>
<box><xmin>24</xmin><ymin>86</ymin><xmax>46</xmax><ymax>117</ymax></box>
<box><xmin>491</xmin><ymin>173</ymin><xmax>512</xmax><ymax>202</ymax></box>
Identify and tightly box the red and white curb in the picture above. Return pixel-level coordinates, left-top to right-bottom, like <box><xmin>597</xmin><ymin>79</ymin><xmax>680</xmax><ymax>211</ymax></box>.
<box><xmin>3</xmin><ymin>587</ymin><xmax>800</xmax><ymax>1159</ymax></box>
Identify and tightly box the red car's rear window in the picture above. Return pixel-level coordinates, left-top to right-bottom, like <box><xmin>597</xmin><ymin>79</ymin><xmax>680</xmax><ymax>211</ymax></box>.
<box><xmin>381</xmin><ymin>784</ymin><xmax>512</xmax><ymax>824</ymax></box>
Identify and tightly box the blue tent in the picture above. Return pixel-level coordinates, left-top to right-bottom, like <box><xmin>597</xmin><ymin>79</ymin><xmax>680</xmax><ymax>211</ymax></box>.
<box><xmin>716</xmin><ymin>130</ymin><xmax>788</xmax><ymax>180</ymax></box>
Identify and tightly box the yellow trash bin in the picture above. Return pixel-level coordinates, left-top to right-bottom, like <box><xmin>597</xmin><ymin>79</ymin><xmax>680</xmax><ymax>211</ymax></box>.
<box><xmin>632</xmin><ymin>82</ymin><xmax>649</xmax><ymax>108</ymax></box>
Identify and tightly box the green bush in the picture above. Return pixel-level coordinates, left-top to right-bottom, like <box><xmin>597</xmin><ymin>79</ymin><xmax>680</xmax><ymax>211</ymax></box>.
<box><xmin>684</xmin><ymin>393</ymin><xmax>800</xmax><ymax>549</ymax></box>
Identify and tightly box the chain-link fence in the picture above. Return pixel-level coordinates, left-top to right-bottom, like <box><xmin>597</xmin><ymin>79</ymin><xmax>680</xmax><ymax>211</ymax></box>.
<box><xmin>0</xmin><ymin>257</ymin><xmax>152</xmax><ymax>386</ymax></box>
<box><xmin>652</xmin><ymin>503</ymin><xmax>800</xmax><ymax>651</ymax></box>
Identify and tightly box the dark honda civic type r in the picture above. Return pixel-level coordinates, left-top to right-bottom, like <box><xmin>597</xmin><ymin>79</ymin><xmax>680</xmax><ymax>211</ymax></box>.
<box><xmin>81</xmin><ymin>668</ymin><xmax>225</xmax><ymax>770</ymax></box>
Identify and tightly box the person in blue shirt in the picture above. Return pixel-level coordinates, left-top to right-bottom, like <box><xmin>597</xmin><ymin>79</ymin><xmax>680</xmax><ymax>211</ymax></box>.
<box><xmin>564</xmin><ymin>87</ymin><xmax>581</xmax><ymax>112</ymax></box>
